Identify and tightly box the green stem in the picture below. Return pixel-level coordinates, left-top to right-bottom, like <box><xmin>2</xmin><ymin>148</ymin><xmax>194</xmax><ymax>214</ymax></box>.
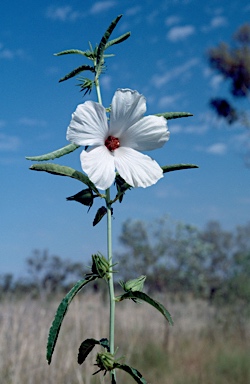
<box><xmin>106</xmin><ymin>189</ymin><xmax>115</xmax><ymax>354</ymax></box>
<box><xmin>95</xmin><ymin>75</ymin><xmax>103</xmax><ymax>106</ymax></box>
<box><xmin>95</xmin><ymin>74</ymin><xmax>116</xmax><ymax>383</ymax></box>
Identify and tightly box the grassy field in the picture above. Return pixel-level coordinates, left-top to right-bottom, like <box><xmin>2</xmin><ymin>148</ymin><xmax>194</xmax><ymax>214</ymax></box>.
<box><xmin>1</xmin><ymin>292</ymin><xmax>249</xmax><ymax>384</ymax></box>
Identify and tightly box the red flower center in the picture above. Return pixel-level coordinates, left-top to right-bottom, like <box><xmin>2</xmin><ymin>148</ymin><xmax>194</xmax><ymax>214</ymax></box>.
<box><xmin>105</xmin><ymin>136</ymin><xmax>120</xmax><ymax>151</ymax></box>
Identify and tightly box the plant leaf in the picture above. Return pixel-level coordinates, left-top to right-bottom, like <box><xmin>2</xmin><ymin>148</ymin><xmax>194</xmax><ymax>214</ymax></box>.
<box><xmin>162</xmin><ymin>164</ymin><xmax>199</xmax><ymax>173</ymax></box>
<box><xmin>47</xmin><ymin>275</ymin><xmax>97</xmax><ymax>364</ymax></box>
<box><xmin>115</xmin><ymin>363</ymin><xmax>147</xmax><ymax>384</ymax></box>
<box><xmin>155</xmin><ymin>112</ymin><xmax>193</xmax><ymax>120</ymax></box>
<box><xmin>78</xmin><ymin>338</ymin><xmax>100</xmax><ymax>365</ymax></box>
<box><xmin>54</xmin><ymin>49</ymin><xmax>91</xmax><ymax>57</ymax></box>
<box><xmin>116</xmin><ymin>291</ymin><xmax>174</xmax><ymax>325</ymax></box>
<box><xmin>78</xmin><ymin>337</ymin><xmax>109</xmax><ymax>364</ymax></box>
<box><xmin>99</xmin><ymin>338</ymin><xmax>110</xmax><ymax>351</ymax></box>
<box><xmin>96</xmin><ymin>15</ymin><xmax>122</xmax><ymax>75</ymax></box>
<box><xmin>26</xmin><ymin>143</ymin><xmax>80</xmax><ymax>161</ymax></box>
<box><xmin>105</xmin><ymin>31</ymin><xmax>131</xmax><ymax>50</ymax></box>
<box><xmin>114</xmin><ymin>174</ymin><xmax>131</xmax><ymax>203</ymax></box>
<box><xmin>29</xmin><ymin>163</ymin><xmax>99</xmax><ymax>193</ymax></box>
<box><xmin>59</xmin><ymin>64</ymin><xmax>95</xmax><ymax>83</ymax></box>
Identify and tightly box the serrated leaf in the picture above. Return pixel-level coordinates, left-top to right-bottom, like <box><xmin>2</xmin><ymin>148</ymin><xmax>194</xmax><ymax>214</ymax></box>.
<box><xmin>78</xmin><ymin>338</ymin><xmax>100</xmax><ymax>365</ymax></box>
<box><xmin>105</xmin><ymin>31</ymin><xmax>131</xmax><ymax>50</ymax></box>
<box><xmin>26</xmin><ymin>143</ymin><xmax>79</xmax><ymax>161</ymax></box>
<box><xmin>47</xmin><ymin>275</ymin><xmax>97</xmax><ymax>364</ymax></box>
<box><xmin>155</xmin><ymin>112</ymin><xmax>193</xmax><ymax>120</ymax></box>
<box><xmin>116</xmin><ymin>291</ymin><xmax>173</xmax><ymax>326</ymax></box>
<box><xmin>29</xmin><ymin>163</ymin><xmax>99</xmax><ymax>193</ymax></box>
<box><xmin>54</xmin><ymin>49</ymin><xmax>91</xmax><ymax>56</ymax></box>
<box><xmin>162</xmin><ymin>164</ymin><xmax>199</xmax><ymax>173</ymax></box>
<box><xmin>96</xmin><ymin>15</ymin><xmax>122</xmax><ymax>76</ymax></box>
<box><xmin>115</xmin><ymin>363</ymin><xmax>147</xmax><ymax>384</ymax></box>
<box><xmin>59</xmin><ymin>64</ymin><xmax>95</xmax><ymax>83</ymax></box>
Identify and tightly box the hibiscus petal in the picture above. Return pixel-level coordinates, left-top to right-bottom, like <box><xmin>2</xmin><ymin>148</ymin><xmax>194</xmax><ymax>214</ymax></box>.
<box><xmin>114</xmin><ymin>147</ymin><xmax>163</xmax><ymax>188</ymax></box>
<box><xmin>80</xmin><ymin>146</ymin><xmax>115</xmax><ymax>190</ymax></box>
<box><xmin>120</xmin><ymin>115</ymin><xmax>170</xmax><ymax>151</ymax></box>
<box><xmin>67</xmin><ymin>101</ymin><xmax>108</xmax><ymax>146</ymax></box>
<box><xmin>109</xmin><ymin>89</ymin><xmax>146</xmax><ymax>137</ymax></box>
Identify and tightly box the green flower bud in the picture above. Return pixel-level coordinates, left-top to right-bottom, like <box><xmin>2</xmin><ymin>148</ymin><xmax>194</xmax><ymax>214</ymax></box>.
<box><xmin>66</xmin><ymin>188</ymin><xmax>94</xmax><ymax>209</ymax></box>
<box><xmin>91</xmin><ymin>253</ymin><xmax>110</xmax><ymax>278</ymax></box>
<box><xmin>96</xmin><ymin>352</ymin><xmax>115</xmax><ymax>372</ymax></box>
<box><xmin>120</xmin><ymin>275</ymin><xmax>146</xmax><ymax>292</ymax></box>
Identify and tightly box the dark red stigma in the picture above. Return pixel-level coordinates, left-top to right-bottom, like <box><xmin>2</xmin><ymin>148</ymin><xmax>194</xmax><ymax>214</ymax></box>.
<box><xmin>105</xmin><ymin>135</ymin><xmax>120</xmax><ymax>151</ymax></box>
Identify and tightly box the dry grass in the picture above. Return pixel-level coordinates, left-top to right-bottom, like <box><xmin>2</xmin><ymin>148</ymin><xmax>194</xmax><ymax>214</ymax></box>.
<box><xmin>0</xmin><ymin>292</ymin><xmax>249</xmax><ymax>384</ymax></box>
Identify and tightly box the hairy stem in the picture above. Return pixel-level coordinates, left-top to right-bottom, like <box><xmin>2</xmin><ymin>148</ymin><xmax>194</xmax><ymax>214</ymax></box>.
<box><xmin>106</xmin><ymin>190</ymin><xmax>115</xmax><ymax>354</ymax></box>
<box><xmin>96</xmin><ymin>75</ymin><xmax>116</xmax><ymax>383</ymax></box>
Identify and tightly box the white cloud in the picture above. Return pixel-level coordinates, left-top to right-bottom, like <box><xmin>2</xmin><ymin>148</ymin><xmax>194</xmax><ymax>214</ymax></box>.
<box><xmin>165</xmin><ymin>15</ymin><xmax>181</xmax><ymax>27</ymax></box>
<box><xmin>211</xmin><ymin>16</ymin><xmax>227</xmax><ymax>28</ymax></box>
<box><xmin>158</xmin><ymin>94</ymin><xmax>181</xmax><ymax>108</ymax></box>
<box><xmin>101</xmin><ymin>75</ymin><xmax>112</xmax><ymax>90</ymax></box>
<box><xmin>89</xmin><ymin>1</ymin><xmax>116</xmax><ymax>15</ymax></box>
<box><xmin>210</xmin><ymin>74</ymin><xmax>223</xmax><ymax>89</ymax></box>
<box><xmin>196</xmin><ymin>142</ymin><xmax>227</xmax><ymax>155</ymax></box>
<box><xmin>167</xmin><ymin>25</ymin><xmax>195</xmax><ymax>42</ymax></box>
<box><xmin>0</xmin><ymin>133</ymin><xmax>21</xmax><ymax>151</ymax></box>
<box><xmin>202</xmin><ymin>15</ymin><xmax>227</xmax><ymax>32</ymax></box>
<box><xmin>170</xmin><ymin>122</ymin><xmax>209</xmax><ymax>135</ymax></box>
<box><xmin>0</xmin><ymin>44</ymin><xmax>26</xmax><ymax>60</ymax></box>
<box><xmin>146</xmin><ymin>10</ymin><xmax>159</xmax><ymax>24</ymax></box>
<box><xmin>152</xmin><ymin>58</ymin><xmax>199</xmax><ymax>88</ymax></box>
<box><xmin>46</xmin><ymin>6</ymin><xmax>83</xmax><ymax>21</ymax></box>
<box><xmin>126</xmin><ymin>6</ymin><xmax>141</xmax><ymax>16</ymax></box>
<box><xmin>206</xmin><ymin>143</ymin><xmax>227</xmax><ymax>155</ymax></box>
<box><xmin>18</xmin><ymin>118</ymin><xmax>47</xmax><ymax>127</ymax></box>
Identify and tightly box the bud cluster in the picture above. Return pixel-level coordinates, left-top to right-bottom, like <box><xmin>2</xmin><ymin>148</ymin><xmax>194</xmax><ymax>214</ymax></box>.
<box><xmin>91</xmin><ymin>253</ymin><xmax>110</xmax><ymax>279</ymax></box>
<box><xmin>120</xmin><ymin>275</ymin><xmax>146</xmax><ymax>293</ymax></box>
<box><xmin>95</xmin><ymin>352</ymin><xmax>115</xmax><ymax>372</ymax></box>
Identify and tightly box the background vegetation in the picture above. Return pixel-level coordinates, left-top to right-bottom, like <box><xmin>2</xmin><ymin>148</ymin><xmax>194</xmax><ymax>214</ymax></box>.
<box><xmin>1</xmin><ymin>216</ymin><xmax>250</xmax><ymax>383</ymax></box>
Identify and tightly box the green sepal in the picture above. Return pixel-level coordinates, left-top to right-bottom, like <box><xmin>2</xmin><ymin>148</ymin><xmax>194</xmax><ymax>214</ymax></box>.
<box><xmin>99</xmin><ymin>338</ymin><xmax>110</xmax><ymax>351</ymax></box>
<box><xmin>91</xmin><ymin>254</ymin><xmax>110</xmax><ymax>279</ymax></box>
<box><xmin>96</xmin><ymin>15</ymin><xmax>123</xmax><ymax>76</ymax></box>
<box><xmin>59</xmin><ymin>64</ymin><xmax>95</xmax><ymax>83</ymax></box>
<box><xmin>93</xmin><ymin>206</ymin><xmax>107</xmax><ymax>226</ymax></box>
<box><xmin>116</xmin><ymin>291</ymin><xmax>174</xmax><ymax>326</ymax></box>
<box><xmin>120</xmin><ymin>275</ymin><xmax>146</xmax><ymax>293</ymax></box>
<box><xmin>66</xmin><ymin>188</ymin><xmax>94</xmax><ymax>211</ymax></box>
<box><xmin>155</xmin><ymin>112</ymin><xmax>193</xmax><ymax>120</ymax></box>
<box><xmin>162</xmin><ymin>163</ymin><xmax>199</xmax><ymax>173</ymax></box>
<box><xmin>78</xmin><ymin>338</ymin><xmax>109</xmax><ymax>365</ymax></box>
<box><xmin>47</xmin><ymin>275</ymin><xmax>97</xmax><ymax>364</ymax></box>
<box><xmin>105</xmin><ymin>31</ymin><xmax>131</xmax><ymax>50</ymax></box>
<box><xmin>29</xmin><ymin>163</ymin><xmax>99</xmax><ymax>193</ymax></box>
<box><xmin>95</xmin><ymin>351</ymin><xmax>115</xmax><ymax>372</ymax></box>
<box><xmin>114</xmin><ymin>174</ymin><xmax>131</xmax><ymax>203</ymax></box>
<box><xmin>26</xmin><ymin>143</ymin><xmax>79</xmax><ymax>162</ymax></box>
<box><xmin>115</xmin><ymin>364</ymin><xmax>147</xmax><ymax>384</ymax></box>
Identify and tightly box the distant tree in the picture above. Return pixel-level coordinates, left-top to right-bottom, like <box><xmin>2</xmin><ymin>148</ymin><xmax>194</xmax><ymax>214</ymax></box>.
<box><xmin>115</xmin><ymin>217</ymin><xmax>212</xmax><ymax>295</ymax></box>
<box><xmin>116</xmin><ymin>216</ymin><xmax>250</xmax><ymax>309</ymax></box>
<box><xmin>207</xmin><ymin>23</ymin><xmax>250</xmax><ymax>164</ymax></box>
<box><xmin>0</xmin><ymin>273</ymin><xmax>14</xmax><ymax>293</ymax></box>
<box><xmin>26</xmin><ymin>249</ymin><xmax>86</xmax><ymax>296</ymax></box>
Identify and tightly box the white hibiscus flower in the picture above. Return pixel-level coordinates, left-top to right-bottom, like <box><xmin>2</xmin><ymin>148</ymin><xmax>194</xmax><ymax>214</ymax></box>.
<box><xmin>66</xmin><ymin>88</ymin><xmax>170</xmax><ymax>190</ymax></box>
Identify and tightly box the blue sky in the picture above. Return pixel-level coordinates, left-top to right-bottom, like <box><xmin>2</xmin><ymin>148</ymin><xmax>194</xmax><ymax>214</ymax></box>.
<box><xmin>1</xmin><ymin>0</ymin><xmax>250</xmax><ymax>276</ymax></box>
